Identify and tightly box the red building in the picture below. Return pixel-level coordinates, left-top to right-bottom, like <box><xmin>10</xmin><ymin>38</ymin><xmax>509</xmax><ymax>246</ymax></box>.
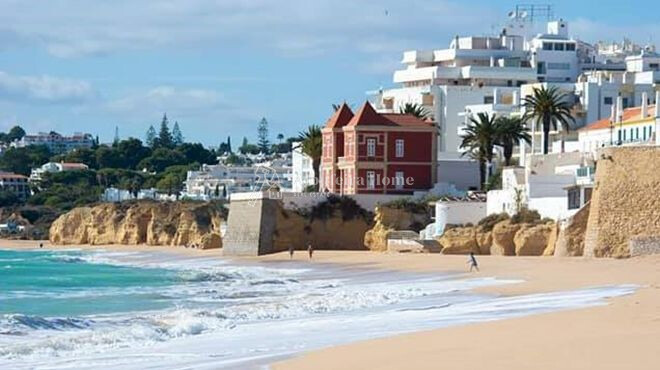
<box><xmin>320</xmin><ymin>102</ymin><xmax>437</xmax><ymax>195</ymax></box>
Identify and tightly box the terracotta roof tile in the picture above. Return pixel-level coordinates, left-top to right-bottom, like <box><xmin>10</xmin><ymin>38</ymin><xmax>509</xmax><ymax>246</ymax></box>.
<box><xmin>582</xmin><ymin>105</ymin><xmax>656</xmax><ymax>131</ymax></box>
<box><xmin>325</xmin><ymin>103</ymin><xmax>354</xmax><ymax>128</ymax></box>
<box><xmin>347</xmin><ymin>102</ymin><xmax>433</xmax><ymax>128</ymax></box>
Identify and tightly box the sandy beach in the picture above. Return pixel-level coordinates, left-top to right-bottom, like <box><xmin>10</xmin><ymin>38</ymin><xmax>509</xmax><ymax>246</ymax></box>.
<box><xmin>2</xmin><ymin>240</ymin><xmax>658</xmax><ymax>369</ymax></box>
<box><xmin>268</xmin><ymin>252</ymin><xmax>660</xmax><ymax>370</ymax></box>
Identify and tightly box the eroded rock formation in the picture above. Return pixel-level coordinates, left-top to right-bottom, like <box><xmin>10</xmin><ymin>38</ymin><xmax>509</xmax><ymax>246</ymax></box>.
<box><xmin>49</xmin><ymin>201</ymin><xmax>224</xmax><ymax>248</ymax></box>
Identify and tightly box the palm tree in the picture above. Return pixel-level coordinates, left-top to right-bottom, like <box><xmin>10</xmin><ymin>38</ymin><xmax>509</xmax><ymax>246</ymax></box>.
<box><xmin>522</xmin><ymin>86</ymin><xmax>575</xmax><ymax>155</ymax></box>
<box><xmin>399</xmin><ymin>102</ymin><xmax>430</xmax><ymax>119</ymax></box>
<box><xmin>298</xmin><ymin>125</ymin><xmax>322</xmax><ymax>190</ymax></box>
<box><xmin>460</xmin><ymin>112</ymin><xmax>498</xmax><ymax>190</ymax></box>
<box><xmin>276</xmin><ymin>133</ymin><xmax>284</xmax><ymax>143</ymax></box>
<box><xmin>495</xmin><ymin>116</ymin><xmax>531</xmax><ymax>166</ymax></box>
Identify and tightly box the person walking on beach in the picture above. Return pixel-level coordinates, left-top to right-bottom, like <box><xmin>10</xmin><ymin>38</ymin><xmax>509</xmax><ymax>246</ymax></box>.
<box><xmin>307</xmin><ymin>243</ymin><xmax>314</xmax><ymax>260</ymax></box>
<box><xmin>288</xmin><ymin>245</ymin><xmax>295</xmax><ymax>259</ymax></box>
<box><xmin>467</xmin><ymin>252</ymin><xmax>479</xmax><ymax>272</ymax></box>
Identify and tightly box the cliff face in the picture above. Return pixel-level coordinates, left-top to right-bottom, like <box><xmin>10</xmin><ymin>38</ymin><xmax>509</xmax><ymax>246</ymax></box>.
<box><xmin>584</xmin><ymin>147</ymin><xmax>660</xmax><ymax>258</ymax></box>
<box><xmin>49</xmin><ymin>201</ymin><xmax>224</xmax><ymax>248</ymax></box>
<box><xmin>554</xmin><ymin>202</ymin><xmax>589</xmax><ymax>257</ymax></box>
<box><xmin>364</xmin><ymin>206</ymin><xmax>431</xmax><ymax>251</ymax></box>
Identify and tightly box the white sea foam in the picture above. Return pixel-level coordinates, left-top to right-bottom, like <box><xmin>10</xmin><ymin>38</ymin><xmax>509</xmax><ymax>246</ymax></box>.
<box><xmin>0</xmin><ymin>249</ymin><xmax>637</xmax><ymax>369</ymax></box>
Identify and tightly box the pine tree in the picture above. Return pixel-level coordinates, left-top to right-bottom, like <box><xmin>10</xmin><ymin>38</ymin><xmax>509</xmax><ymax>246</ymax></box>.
<box><xmin>172</xmin><ymin>121</ymin><xmax>184</xmax><ymax>146</ymax></box>
<box><xmin>145</xmin><ymin>125</ymin><xmax>157</xmax><ymax>147</ymax></box>
<box><xmin>227</xmin><ymin>136</ymin><xmax>232</xmax><ymax>153</ymax></box>
<box><xmin>158</xmin><ymin>113</ymin><xmax>173</xmax><ymax>148</ymax></box>
<box><xmin>257</xmin><ymin>117</ymin><xmax>270</xmax><ymax>153</ymax></box>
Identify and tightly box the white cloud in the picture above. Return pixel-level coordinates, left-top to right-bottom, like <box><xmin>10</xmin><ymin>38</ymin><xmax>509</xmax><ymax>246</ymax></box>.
<box><xmin>0</xmin><ymin>0</ymin><xmax>495</xmax><ymax>58</ymax></box>
<box><xmin>106</xmin><ymin>86</ymin><xmax>232</xmax><ymax>115</ymax></box>
<box><xmin>0</xmin><ymin>71</ymin><xmax>96</xmax><ymax>103</ymax></box>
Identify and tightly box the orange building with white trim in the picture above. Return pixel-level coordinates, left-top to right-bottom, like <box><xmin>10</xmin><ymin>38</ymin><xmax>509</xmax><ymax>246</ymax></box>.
<box><xmin>320</xmin><ymin>102</ymin><xmax>437</xmax><ymax>195</ymax></box>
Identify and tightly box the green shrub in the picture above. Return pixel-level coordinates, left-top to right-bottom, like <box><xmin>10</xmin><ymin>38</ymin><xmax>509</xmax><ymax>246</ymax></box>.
<box><xmin>477</xmin><ymin>213</ymin><xmax>510</xmax><ymax>232</ymax></box>
<box><xmin>511</xmin><ymin>207</ymin><xmax>541</xmax><ymax>224</ymax></box>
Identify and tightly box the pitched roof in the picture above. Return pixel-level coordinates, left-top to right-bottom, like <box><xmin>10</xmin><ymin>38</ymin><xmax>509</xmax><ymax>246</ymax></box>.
<box><xmin>582</xmin><ymin>105</ymin><xmax>657</xmax><ymax>131</ymax></box>
<box><xmin>59</xmin><ymin>162</ymin><xmax>88</xmax><ymax>170</ymax></box>
<box><xmin>0</xmin><ymin>171</ymin><xmax>27</xmax><ymax>179</ymax></box>
<box><xmin>347</xmin><ymin>102</ymin><xmax>433</xmax><ymax>128</ymax></box>
<box><xmin>325</xmin><ymin>103</ymin><xmax>354</xmax><ymax>128</ymax></box>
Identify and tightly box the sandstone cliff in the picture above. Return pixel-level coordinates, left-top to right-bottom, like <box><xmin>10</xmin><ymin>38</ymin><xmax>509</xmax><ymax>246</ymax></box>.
<box><xmin>553</xmin><ymin>202</ymin><xmax>590</xmax><ymax>257</ymax></box>
<box><xmin>49</xmin><ymin>201</ymin><xmax>224</xmax><ymax>248</ymax></box>
<box><xmin>364</xmin><ymin>206</ymin><xmax>431</xmax><ymax>251</ymax></box>
<box><xmin>434</xmin><ymin>218</ymin><xmax>557</xmax><ymax>257</ymax></box>
<box><xmin>584</xmin><ymin>147</ymin><xmax>660</xmax><ymax>258</ymax></box>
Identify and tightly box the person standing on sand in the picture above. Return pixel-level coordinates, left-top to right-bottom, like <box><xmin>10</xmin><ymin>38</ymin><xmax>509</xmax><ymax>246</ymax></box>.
<box><xmin>307</xmin><ymin>243</ymin><xmax>313</xmax><ymax>260</ymax></box>
<box><xmin>467</xmin><ymin>252</ymin><xmax>479</xmax><ymax>272</ymax></box>
<box><xmin>289</xmin><ymin>245</ymin><xmax>294</xmax><ymax>259</ymax></box>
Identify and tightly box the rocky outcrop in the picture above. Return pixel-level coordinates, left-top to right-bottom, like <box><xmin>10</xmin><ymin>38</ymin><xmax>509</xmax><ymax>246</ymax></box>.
<box><xmin>514</xmin><ymin>223</ymin><xmax>554</xmax><ymax>256</ymax></box>
<box><xmin>542</xmin><ymin>222</ymin><xmax>559</xmax><ymax>256</ymax></box>
<box><xmin>490</xmin><ymin>220</ymin><xmax>521</xmax><ymax>256</ymax></box>
<box><xmin>554</xmin><ymin>202</ymin><xmax>589</xmax><ymax>257</ymax></box>
<box><xmin>584</xmin><ymin>147</ymin><xmax>660</xmax><ymax>258</ymax></box>
<box><xmin>49</xmin><ymin>201</ymin><xmax>224</xmax><ymax>248</ymax></box>
<box><xmin>364</xmin><ymin>206</ymin><xmax>431</xmax><ymax>251</ymax></box>
<box><xmin>476</xmin><ymin>231</ymin><xmax>493</xmax><ymax>255</ymax></box>
<box><xmin>438</xmin><ymin>227</ymin><xmax>479</xmax><ymax>254</ymax></box>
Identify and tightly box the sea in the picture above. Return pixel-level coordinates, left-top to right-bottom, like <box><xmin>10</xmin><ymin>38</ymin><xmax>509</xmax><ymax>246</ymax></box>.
<box><xmin>0</xmin><ymin>248</ymin><xmax>636</xmax><ymax>369</ymax></box>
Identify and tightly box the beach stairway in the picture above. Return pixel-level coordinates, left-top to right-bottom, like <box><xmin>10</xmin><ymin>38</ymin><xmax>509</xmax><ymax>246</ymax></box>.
<box><xmin>387</xmin><ymin>231</ymin><xmax>441</xmax><ymax>253</ymax></box>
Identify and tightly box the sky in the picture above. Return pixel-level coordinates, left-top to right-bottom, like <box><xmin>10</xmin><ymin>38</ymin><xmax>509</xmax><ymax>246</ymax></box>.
<box><xmin>0</xmin><ymin>0</ymin><xmax>659</xmax><ymax>147</ymax></box>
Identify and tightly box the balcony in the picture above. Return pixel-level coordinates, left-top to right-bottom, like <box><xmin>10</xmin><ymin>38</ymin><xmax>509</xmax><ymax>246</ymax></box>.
<box><xmin>575</xmin><ymin>166</ymin><xmax>595</xmax><ymax>185</ymax></box>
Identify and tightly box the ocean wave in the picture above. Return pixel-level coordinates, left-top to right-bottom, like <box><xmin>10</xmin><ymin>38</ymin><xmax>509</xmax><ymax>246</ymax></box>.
<box><xmin>0</xmin><ymin>314</ymin><xmax>94</xmax><ymax>332</ymax></box>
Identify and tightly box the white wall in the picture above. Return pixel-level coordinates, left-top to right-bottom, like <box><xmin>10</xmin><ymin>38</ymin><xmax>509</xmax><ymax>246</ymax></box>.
<box><xmin>438</xmin><ymin>201</ymin><xmax>487</xmax><ymax>225</ymax></box>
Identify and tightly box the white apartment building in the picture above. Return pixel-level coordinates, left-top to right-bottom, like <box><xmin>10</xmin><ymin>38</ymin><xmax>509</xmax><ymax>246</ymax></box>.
<box><xmin>29</xmin><ymin>162</ymin><xmax>89</xmax><ymax>182</ymax></box>
<box><xmin>578</xmin><ymin>92</ymin><xmax>660</xmax><ymax>152</ymax></box>
<box><xmin>0</xmin><ymin>171</ymin><xmax>30</xmax><ymax>201</ymax></box>
<box><xmin>291</xmin><ymin>142</ymin><xmax>314</xmax><ymax>192</ymax></box>
<box><xmin>183</xmin><ymin>162</ymin><xmax>293</xmax><ymax>199</ymax></box>
<box><xmin>17</xmin><ymin>132</ymin><xmax>94</xmax><ymax>154</ymax></box>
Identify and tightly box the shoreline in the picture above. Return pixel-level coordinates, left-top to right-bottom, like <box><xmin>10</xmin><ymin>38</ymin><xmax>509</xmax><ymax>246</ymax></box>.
<box><xmin>2</xmin><ymin>241</ymin><xmax>658</xmax><ymax>369</ymax></box>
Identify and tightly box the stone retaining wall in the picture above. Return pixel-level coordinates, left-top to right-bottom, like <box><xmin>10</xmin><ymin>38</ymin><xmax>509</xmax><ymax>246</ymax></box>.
<box><xmin>629</xmin><ymin>236</ymin><xmax>660</xmax><ymax>257</ymax></box>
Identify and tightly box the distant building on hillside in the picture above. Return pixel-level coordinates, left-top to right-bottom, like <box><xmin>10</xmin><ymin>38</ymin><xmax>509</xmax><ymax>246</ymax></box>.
<box><xmin>17</xmin><ymin>132</ymin><xmax>94</xmax><ymax>154</ymax></box>
<box><xmin>29</xmin><ymin>162</ymin><xmax>89</xmax><ymax>182</ymax></box>
<box><xmin>183</xmin><ymin>162</ymin><xmax>293</xmax><ymax>199</ymax></box>
<box><xmin>0</xmin><ymin>171</ymin><xmax>30</xmax><ymax>201</ymax></box>
<box><xmin>320</xmin><ymin>102</ymin><xmax>437</xmax><ymax>195</ymax></box>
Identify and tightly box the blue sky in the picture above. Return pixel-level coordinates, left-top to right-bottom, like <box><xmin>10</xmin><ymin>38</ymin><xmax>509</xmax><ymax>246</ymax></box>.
<box><xmin>0</xmin><ymin>0</ymin><xmax>658</xmax><ymax>147</ymax></box>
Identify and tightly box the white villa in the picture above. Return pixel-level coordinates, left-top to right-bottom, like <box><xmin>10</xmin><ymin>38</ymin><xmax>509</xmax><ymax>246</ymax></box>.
<box><xmin>29</xmin><ymin>162</ymin><xmax>89</xmax><ymax>182</ymax></box>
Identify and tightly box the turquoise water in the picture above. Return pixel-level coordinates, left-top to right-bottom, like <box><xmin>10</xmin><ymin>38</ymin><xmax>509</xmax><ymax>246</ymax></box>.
<box><xmin>0</xmin><ymin>248</ymin><xmax>637</xmax><ymax>369</ymax></box>
<box><xmin>0</xmin><ymin>249</ymin><xmax>177</xmax><ymax>316</ymax></box>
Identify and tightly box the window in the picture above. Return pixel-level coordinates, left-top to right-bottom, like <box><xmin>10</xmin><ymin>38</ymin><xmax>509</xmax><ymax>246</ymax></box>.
<box><xmin>567</xmin><ymin>188</ymin><xmax>580</xmax><ymax>210</ymax></box>
<box><xmin>554</xmin><ymin>43</ymin><xmax>565</xmax><ymax>51</ymax></box>
<box><xmin>622</xmin><ymin>97</ymin><xmax>629</xmax><ymax>108</ymax></box>
<box><xmin>604</xmin><ymin>97</ymin><xmax>613</xmax><ymax>105</ymax></box>
<box><xmin>395</xmin><ymin>139</ymin><xmax>404</xmax><ymax>158</ymax></box>
<box><xmin>566</xmin><ymin>43</ymin><xmax>576</xmax><ymax>51</ymax></box>
<box><xmin>643</xmin><ymin>127</ymin><xmax>647</xmax><ymax>140</ymax></box>
<box><xmin>395</xmin><ymin>171</ymin><xmax>405</xmax><ymax>190</ymax></box>
<box><xmin>483</xmin><ymin>96</ymin><xmax>494</xmax><ymax>104</ymax></box>
<box><xmin>650</xmin><ymin>63</ymin><xmax>659</xmax><ymax>71</ymax></box>
<box><xmin>507</xmin><ymin>80</ymin><xmax>513</xmax><ymax>87</ymax></box>
<box><xmin>618</xmin><ymin>130</ymin><xmax>622</xmax><ymax>143</ymax></box>
<box><xmin>537</xmin><ymin>62</ymin><xmax>546</xmax><ymax>75</ymax></box>
<box><xmin>542</xmin><ymin>42</ymin><xmax>552</xmax><ymax>50</ymax></box>
<box><xmin>636</xmin><ymin>127</ymin><xmax>639</xmax><ymax>140</ymax></box>
<box><xmin>366</xmin><ymin>171</ymin><xmax>376</xmax><ymax>190</ymax></box>
<box><xmin>366</xmin><ymin>138</ymin><xmax>376</xmax><ymax>157</ymax></box>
